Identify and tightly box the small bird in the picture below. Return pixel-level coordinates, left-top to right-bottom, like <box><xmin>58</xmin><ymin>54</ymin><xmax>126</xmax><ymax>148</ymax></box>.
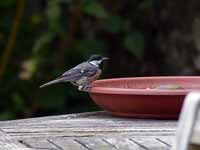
<box><xmin>40</xmin><ymin>55</ymin><xmax>109</xmax><ymax>91</ymax></box>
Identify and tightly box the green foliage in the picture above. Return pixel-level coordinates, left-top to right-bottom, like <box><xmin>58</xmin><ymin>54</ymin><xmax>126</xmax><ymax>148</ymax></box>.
<box><xmin>0</xmin><ymin>0</ymin><xmax>157</xmax><ymax>120</ymax></box>
<box><xmin>0</xmin><ymin>111</ymin><xmax>15</xmax><ymax>120</ymax></box>
<box><xmin>82</xmin><ymin>0</ymin><xmax>109</xmax><ymax>19</ymax></box>
<box><xmin>139</xmin><ymin>0</ymin><xmax>157</xmax><ymax>10</ymax></box>
<box><xmin>0</xmin><ymin>0</ymin><xmax>15</xmax><ymax>7</ymax></box>
<box><xmin>124</xmin><ymin>32</ymin><xmax>145</xmax><ymax>59</ymax></box>
<box><xmin>30</xmin><ymin>14</ymin><xmax>42</xmax><ymax>25</ymax></box>
<box><xmin>104</xmin><ymin>16</ymin><xmax>123</xmax><ymax>33</ymax></box>
<box><xmin>46</xmin><ymin>0</ymin><xmax>62</xmax><ymax>33</ymax></box>
<box><xmin>76</xmin><ymin>39</ymin><xmax>107</xmax><ymax>57</ymax></box>
<box><xmin>12</xmin><ymin>92</ymin><xmax>27</xmax><ymax>112</ymax></box>
<box><xmin>36</xmin><ymin>86</ymin><xmax>66</xmax><ymax>110</ymax></box>
<box><xmin>33</xmin><ymin>0</ymin><xmax>62</xmax><ymax>54</ymax></box>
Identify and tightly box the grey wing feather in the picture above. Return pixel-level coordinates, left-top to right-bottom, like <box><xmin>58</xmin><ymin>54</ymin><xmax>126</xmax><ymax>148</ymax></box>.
<box><xmin>62</xmin><ymin>62</ymin><xmax>86</xmax><ymax>76</ymax></box>
<box><xmin>62</xmin><ymin>62</ymin><xmax>97</xmax><ymax>78</ymax></box>
<box><xmin>40</xmin><ymin>62</ymin><xmax>97</xmax><ymax>88</ymax></box>
<box><xmin>82</xmin><ymin>67</ymin><xmax>98</xmax><ymax>77</ymax></box>
<box><xmin>40</xmin><ymin>77</ymin><xmax>66</xmax><ymax>88</ymax></box>
<box><xmin>40</xmin><ymin>70</ymin><xmax>81</xmax><ymax>88</ymax></box>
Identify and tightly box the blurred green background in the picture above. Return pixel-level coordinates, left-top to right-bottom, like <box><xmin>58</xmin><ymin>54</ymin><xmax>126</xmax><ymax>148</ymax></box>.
<box><xmin>1</xmin><ymin>0</ymin><xmax>200</xmax><ymax>120</ymax></box>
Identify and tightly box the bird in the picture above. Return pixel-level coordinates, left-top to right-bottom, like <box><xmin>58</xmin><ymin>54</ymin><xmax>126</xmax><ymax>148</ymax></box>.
<box><xmin>40</xmin><ymin>55</ymin><xmax>109</xmax><ymax>91</ymax></box>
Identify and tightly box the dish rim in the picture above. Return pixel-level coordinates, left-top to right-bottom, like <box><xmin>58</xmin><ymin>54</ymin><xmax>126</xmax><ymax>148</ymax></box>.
<box><xmin>89</xmin><ymin>76</ymin><xmax>200</xmax><ymax>95</ymax></box>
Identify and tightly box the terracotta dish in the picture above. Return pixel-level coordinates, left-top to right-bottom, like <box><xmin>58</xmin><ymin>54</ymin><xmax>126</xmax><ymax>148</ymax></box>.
<box><xmin>89</xmin><ymin>76</ymin><xmax>200</xmax><ymax>119</ymax></box>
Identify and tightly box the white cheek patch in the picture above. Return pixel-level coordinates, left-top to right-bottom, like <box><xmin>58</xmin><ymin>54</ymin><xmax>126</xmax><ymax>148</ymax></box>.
<box><xmin>97</xmin><ymin>60</ymin><xmax>102</xmax><ymax>64</ymax></box>
<box><xmin>90</xmin><ymin>60</ymin><xmax>102</xmax><ymax>67</ymax></box>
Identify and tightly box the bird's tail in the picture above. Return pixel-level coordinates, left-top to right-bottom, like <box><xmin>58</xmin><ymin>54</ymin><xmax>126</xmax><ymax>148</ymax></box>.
<box><xmin>40</xmin><ymin>77</ymin><xmax>65</xmax><ymax>88</ymax></box>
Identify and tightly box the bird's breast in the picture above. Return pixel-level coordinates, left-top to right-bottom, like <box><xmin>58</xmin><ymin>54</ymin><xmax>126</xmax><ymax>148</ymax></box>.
<box><xmin>89</xmin><ymin>69</ymin><xmax>102</xmax><ymax>82</ymax></box>
<box><xmin>75</xmin><ymin>69</ymin><xmax>102</xmax><ymax>85</ymax></box>
<box><xmin>75</xmin><ymin>77</ymin><xmax>88</xmax><ymax>85</ymax></box>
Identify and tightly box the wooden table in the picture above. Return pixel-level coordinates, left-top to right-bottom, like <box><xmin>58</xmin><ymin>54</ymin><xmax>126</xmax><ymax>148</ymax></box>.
<box><xmin>0</xmin><ymin>111</ymin><xmax>177</xmax><ymax>150</ymax></box>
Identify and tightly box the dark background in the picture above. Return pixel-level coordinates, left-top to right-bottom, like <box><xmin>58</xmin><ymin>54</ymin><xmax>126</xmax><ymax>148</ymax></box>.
<box><xmin>1</xmin><ymin>0</ymin><xmax>200</xmax><ymax>120</ymax></box>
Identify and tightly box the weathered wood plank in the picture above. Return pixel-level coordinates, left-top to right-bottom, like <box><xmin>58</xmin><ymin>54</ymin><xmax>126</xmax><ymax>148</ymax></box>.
<box><xmin>20</xmin><ymin>138</ymin><xmax>58</xmax><ymax>149</ymax></box>
<box><xmin>0</xmin><ymin>112</ymin><xmax>176</xmax><ymax>140</ymax></box>
<box><xmin>75</xmin><ymin>138</ymin><xmax>116</xmax><ymax>150</ymax></box>
<box><xmin>0</xmin><ymin>111</ymin><xmax>107</xmax><ymax>126</ymax></box>
<box><xmin>0</xmin><ymin>111</ymin><xmax>177</xmax><ymax>150</ymax></box>
<box><xmin>105</xmin><ymin>137</ymin><xmax>146</xmax><ymax>150</ymax></box>
<box><xmin>2</xmin><ymin>126</ymin><xmax>175</xmax><ymax>133</ymax></box>
<box><xmin>130</xmin><ymin>137</ymin><xmax>170</xmax><ymax>150</ymax></box>
<box><xmin>156</xmin><ymin>136</ymin><xmax>173</xmax><ymax>147</ymax></box>
<box><xmin>1</xmin><ymin>126</ymin><xmax>175</xmax><ymax>140</ymax></box>
<box><xmin>48</xmin><ymin>138</ymin><xmax>88</xmax><ymax>150</ymax></box>
<box><xmin>16</xmin><ymin>136</ymin><xmax>174</xmax><ymax>150</ymax></box>
<box><xmin>0</xmin><ymin>119</ymin><xmax>176</xmax><ymax>130</ymax></box>
<box><xmin>0</xmin><ymin>129</ymin><xmax>31</xmax><ymax>150</ymax></box>
<box><xmin>0</xmin><ymin>111</ymin><xmax>176</xmax><ymax>128</ymax></box>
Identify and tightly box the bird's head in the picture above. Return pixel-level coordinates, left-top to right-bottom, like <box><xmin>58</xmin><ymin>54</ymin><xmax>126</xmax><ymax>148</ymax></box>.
<box><xmin>88</xmin><ymin>55</ymin><xmax>109</xmax><ymax>67</ymax></box>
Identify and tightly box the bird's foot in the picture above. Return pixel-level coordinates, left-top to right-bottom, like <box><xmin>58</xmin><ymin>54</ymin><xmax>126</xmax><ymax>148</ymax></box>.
<box><xmin>78</xmin><ymin>84</ymin><xmax>93</xmax><ymax>92</ymax></box>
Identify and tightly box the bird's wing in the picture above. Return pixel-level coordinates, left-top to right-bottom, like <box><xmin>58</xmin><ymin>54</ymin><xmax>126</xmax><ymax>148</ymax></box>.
<box><xmin>40</xmin><ymin>63</ymin><xmax>97</xmax><ymax>88</ymax></box>
<box><xmin>61</xmin><ymin>62</ymin><xmax>97</xmax><ymax>81</ymax></box>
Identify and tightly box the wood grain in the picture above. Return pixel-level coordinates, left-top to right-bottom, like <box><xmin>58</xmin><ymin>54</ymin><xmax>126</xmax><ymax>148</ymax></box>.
<box><xmin>0</xmin><ymin>129</ymin><xmax>30</xmax><ymax>150</ymax></box>
<box><xmin>0</xmin><ymin>111</ymin><xmax>177</xmax><ymax>150</ymax></box>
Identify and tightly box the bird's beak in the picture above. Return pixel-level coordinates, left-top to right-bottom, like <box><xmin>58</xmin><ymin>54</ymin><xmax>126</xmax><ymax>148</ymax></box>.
<box><xmin>102</xmin><ymin>57</ymin><xmax>109</xmax><ymax>61</ymax></box>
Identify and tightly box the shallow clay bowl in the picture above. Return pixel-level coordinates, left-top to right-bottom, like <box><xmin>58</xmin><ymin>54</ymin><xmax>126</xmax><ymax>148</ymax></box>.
<box><xmin>89</xmin><ymin>76</ymin><xmax>200</xmax><ymax>119</ymax></box>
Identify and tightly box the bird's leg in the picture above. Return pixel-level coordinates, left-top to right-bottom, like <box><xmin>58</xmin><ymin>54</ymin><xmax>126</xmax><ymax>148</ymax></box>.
<box><xmin>78</xmin><ymin>85</ymin><xmax>84</xmax><ymax>91</ymax></box>
<box><xmin>71</xmin><ymin>82</ymin><xmax>79</xmax><ymax>86</ymax></box>
<box><xmin>78</xmin><ymin>84</ymin><xmax>93</xmax><ymax>92</ymax></box>
<box><xmin>83</xmin><ymin>84</ymin><xmax>93</xmax><ymax>91</ymax></box>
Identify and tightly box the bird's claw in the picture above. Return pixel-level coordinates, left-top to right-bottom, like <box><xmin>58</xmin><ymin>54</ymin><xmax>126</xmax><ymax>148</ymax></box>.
<box><xmin>78</xmin><ymin>84</ymin><xmax>93</xmax><ymax>92</ymax></box>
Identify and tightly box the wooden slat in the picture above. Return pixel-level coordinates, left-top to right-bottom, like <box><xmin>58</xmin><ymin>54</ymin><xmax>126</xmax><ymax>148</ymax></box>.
<box><xmin>75</xmin><ymin>138</ymin><xmax>116</xmax><ymax>150</ymax></box>
<box><xmin>17</xmin><ymin>136</ymin><xmax>173</xmax><ymax>150</ymax></box>
<box><xmin>0</xmin><ymin>111</ymin><xmax>177</xmax><ymax>150</ymax></box>
<box><xmin>1</xmin><ymin>126</ymin><xmax>175</xmax><ymax>140</ymax></box>
<box><xmin>105</xmin><ymin>137</ymin><xmax>146</xmax><ymax>150</ymax></box>
<box><xmin>156</xmin><ymin>136</ymin><xmax>173</xmax><ymax>147</ymax></box>
<box><xmin>0</xmin><ymin>130</ymin><xmax>31</xmax><ymax>150</ymax></box>
<box><xmin>0</xmin><ymin>112</ymin><xmax>176</xmax><ymax>139</ymax></box>
<box><xmin>130</xmin><ymin>137</ymin><xmax>170</xmax><ymax>150</ymax></box>
<box><xmin>48</xmin><ymin>137</ymin><xmax>88</xmax><ymax>150</ymax></box>
<box><xmin>1</xmin><ymin>119</ymin><xmax>176</xmax><ymax>128</ymax></box>
<box><xmin>0</xmin><ymin>112</ymin><xmax>107</xmax><ymax>127</ymax></box>
<box><xmin>20</xmin><ymin>138</ymin><xmax>58</xmax><ymax>149</ymax></box>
